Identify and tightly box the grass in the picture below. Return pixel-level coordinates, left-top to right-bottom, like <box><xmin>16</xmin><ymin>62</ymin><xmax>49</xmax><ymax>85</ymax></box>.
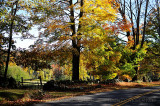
<box><xmin>0</xmin><ymin>89</ymin><xmax>30</xmax><ymax>101</ymax></box>
<box><xmin>22</xmin><ymin>80</ymin><xmax>47</xmax><ymax>85</ymax></box>
<box><xmin>0</xmin><ymin>81</ymin><xmax>160</xmax><ymax>105</ymax></box>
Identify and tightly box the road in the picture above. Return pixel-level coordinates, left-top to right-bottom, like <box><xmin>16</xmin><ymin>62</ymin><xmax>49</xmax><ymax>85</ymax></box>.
<box><xmin>32</xmin><ymin>86</ymin><xmax>160</xmax><ymax>106</ymax></box>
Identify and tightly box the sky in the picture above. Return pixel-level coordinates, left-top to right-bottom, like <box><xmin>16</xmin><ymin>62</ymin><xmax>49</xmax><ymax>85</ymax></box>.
<box><xmin>13</xmin><ymin>26</ymin><xmax>39</xmax><ymax>49</ymax></box>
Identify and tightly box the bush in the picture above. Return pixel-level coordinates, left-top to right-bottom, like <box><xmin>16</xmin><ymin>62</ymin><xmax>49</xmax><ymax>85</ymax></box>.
<box><xmin>0</xmin><ymin>76</ymin><xmax>17</xmax><ymax>88</ymax></box>
<box><xmin>43</xmin><ymin>80</ymin><xmax>56</xmax><ymax>91</ymax></box>
<box><xmin>7</xmin><ymin>65</ymin><xmax>31</xmax><ymax>82</ymax></box>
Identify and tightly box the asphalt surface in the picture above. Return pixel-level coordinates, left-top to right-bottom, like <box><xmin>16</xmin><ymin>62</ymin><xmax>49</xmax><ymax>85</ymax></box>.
<box><xmin>32</xmin><ymin>86</ymin><xmax>160</xmax><ymax>106</ymax></box>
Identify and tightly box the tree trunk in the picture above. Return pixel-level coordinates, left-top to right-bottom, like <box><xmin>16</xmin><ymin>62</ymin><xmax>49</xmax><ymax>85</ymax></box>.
<box><xmin>69</xmin><ymin>0</ymin><xmax>80</xmax><ymax>81</ymax></box>
<box><xmin>141</xmin><ymin>0</ymin><xmax>149</xmax><ymax>48</ymax></box>
<box><xmin>72</xmin><ymin>44</ymin><xmax>80</xmax><ymax>81</ymax></box>
<box><xmin>134</xmin><ymin>0</ymin><xmax>142</xmax><ymax>79</ymax></box>
<box><xmin>70</xmin><ymin>0</ymin><xmax>83</xmax><ymax>81</ymax></box>
<box><xmin>136</xmin><ymin>2</ymin><xmax>141</xmax><ymax>45</ymax></box>
<box><xmin>132</xmin><ymin>66</ymin><xmax>138</xmax><ymax>81</ymax></box>
<box><xmin>129</xmin><ymin>0</ymin><xmax>136</xmax><ymax>49</ymax></box>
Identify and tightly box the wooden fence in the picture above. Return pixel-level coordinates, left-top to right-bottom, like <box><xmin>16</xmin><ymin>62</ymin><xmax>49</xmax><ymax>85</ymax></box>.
<box><xmin>20</xmin><ymin>76</ymin><xmax>46</xmax><ymax>89</ymax></box>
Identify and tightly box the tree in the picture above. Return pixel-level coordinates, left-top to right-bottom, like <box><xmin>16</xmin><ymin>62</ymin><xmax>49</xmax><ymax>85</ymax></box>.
<box><xmin>140</xmin><ymin>0</ymin><xmax>160</xmax><ymax>80</ymax></box>
<box><xmin>145</xmin><ymin>0</ymin><xmax>160</xmax><ymax>40</ymax></box>
<box><xmin>1</xmin><ymin>0</ymin><xmax>32</xmax><ymax>79</ymax></box>
<box><xmin>32</xmin><ymin>0</ymin><xmax>119</xmax><ymax>81</ymax></box>
<box><xmin>14</xmin><ymin>45</ymin><xmax>54</xmax><ymax>72</ymax></box>
<box><xmin>0</xmin><ymin>1</ymin><xmax>8</xmax><ymax>75</ymax></box>
<box><xmin>116</xmin><ymin>0</ymin><xmax>151</xmax><ymax>80</ymax></box>
<box><xmin>4</xmin><ymin>0</ymin><xmax>19</xmax><ymax>79</ymax></box>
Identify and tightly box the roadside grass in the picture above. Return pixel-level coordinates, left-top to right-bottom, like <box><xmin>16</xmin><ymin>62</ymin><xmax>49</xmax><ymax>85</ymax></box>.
<box><xmin>0</xmin><ymin>81</ymin><xmax>160</xmax><ymax>105</ymax></box>
<box><xmin>0</xmin><ymin>89</ymin><xmax>30</xmax><ymax>101</ymax></box>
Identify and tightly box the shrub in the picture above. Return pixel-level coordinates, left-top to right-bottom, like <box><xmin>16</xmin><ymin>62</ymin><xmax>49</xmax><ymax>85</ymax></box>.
<box><xmin>7</xmin><ymin>65</ymin><xmax>31</xmax><ymax>82</ymax></box>
<box><xmin>0</xmin><ymin>76</ymin><xmax>17</xmax><ymax>88</ymax></box>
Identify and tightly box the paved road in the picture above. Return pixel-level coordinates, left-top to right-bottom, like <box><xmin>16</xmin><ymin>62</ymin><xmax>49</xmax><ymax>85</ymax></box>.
<box><xmin>33</xmin><ymin>86</ymin><xmax>160</xmax><ymax>106</ymax></box>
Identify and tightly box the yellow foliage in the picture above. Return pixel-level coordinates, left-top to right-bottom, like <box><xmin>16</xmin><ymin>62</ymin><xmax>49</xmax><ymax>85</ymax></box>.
<box><xmin>9</xmin><ymin>62</ymin><xmax>17</xmax><ymax>66</ymax></box>
<box><xmin>79</xmin><ymin>57</ymin><xmax>90</xmax><ymax>80</ymax></box>
<box><xmin>64</xmin><ymin>63</ymin><xmax>72</xmax><ymax>76</ymax></box>
<box><xmin>83</xmin><ymin>0</ymin><xmax>118</xmax><ymax>22</ymax></box>
<box><xmin>23</xmin><ymin>67</ymin><xmax>28</xmax><ymax>72</ymax></box>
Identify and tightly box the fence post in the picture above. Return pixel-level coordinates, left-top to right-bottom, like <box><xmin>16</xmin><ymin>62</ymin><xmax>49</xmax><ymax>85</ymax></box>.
<box><xmin>39</xmin><ymin>76</ymin><xmax>42</xmax><ymax>88</ymax></box>
<box><xmin>21</xmin><ymin>77</ymin><xmax>23</xmax><ymax>86</ymax></box>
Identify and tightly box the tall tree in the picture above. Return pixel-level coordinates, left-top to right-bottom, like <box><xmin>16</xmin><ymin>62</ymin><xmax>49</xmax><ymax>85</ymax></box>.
<box><xmin>32</xmin><ymin>0</ymin><xmax>119</xmax><ymax>81</ymax></box>
<box><xmin>141</xmin><ymin>0</ymin><xmax>160</xmax><ymax>78</ymax></box>
<box><xmin>4</xmin><ymin>0</ymin><xmax>19</xmax><ymax>79</ymax></box>
<box><xmin>2</xmin><ymin>0</ymin><xmax>32</xmax><ymax>79</ymax></box>
<box><xmin>0</xmin><ymin>0</ymin><xmax>8</xmax><ymax>74</ymax></box>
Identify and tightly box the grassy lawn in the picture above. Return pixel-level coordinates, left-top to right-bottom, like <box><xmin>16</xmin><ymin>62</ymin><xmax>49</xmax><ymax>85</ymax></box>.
<box><xmin>0</xmin><ymin>81</ymin><xmax>160</xmax><ymax>105</ymax></box>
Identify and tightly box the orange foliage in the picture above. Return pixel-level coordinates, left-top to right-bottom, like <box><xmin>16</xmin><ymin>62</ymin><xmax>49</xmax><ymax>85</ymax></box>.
<box><xmin>118</xmin><ymin>19</ymin><xmax>132</xmax><ymax>32</ymax></box>
<box><xmin>121</xmin><ymin>74</ymin><xmax>132</xmax><ymax>80</ymax></box>
<box><xmin>127</xmin><ymin>36</ymin><xmax>134</xmax><ymax>47</ymax></box>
